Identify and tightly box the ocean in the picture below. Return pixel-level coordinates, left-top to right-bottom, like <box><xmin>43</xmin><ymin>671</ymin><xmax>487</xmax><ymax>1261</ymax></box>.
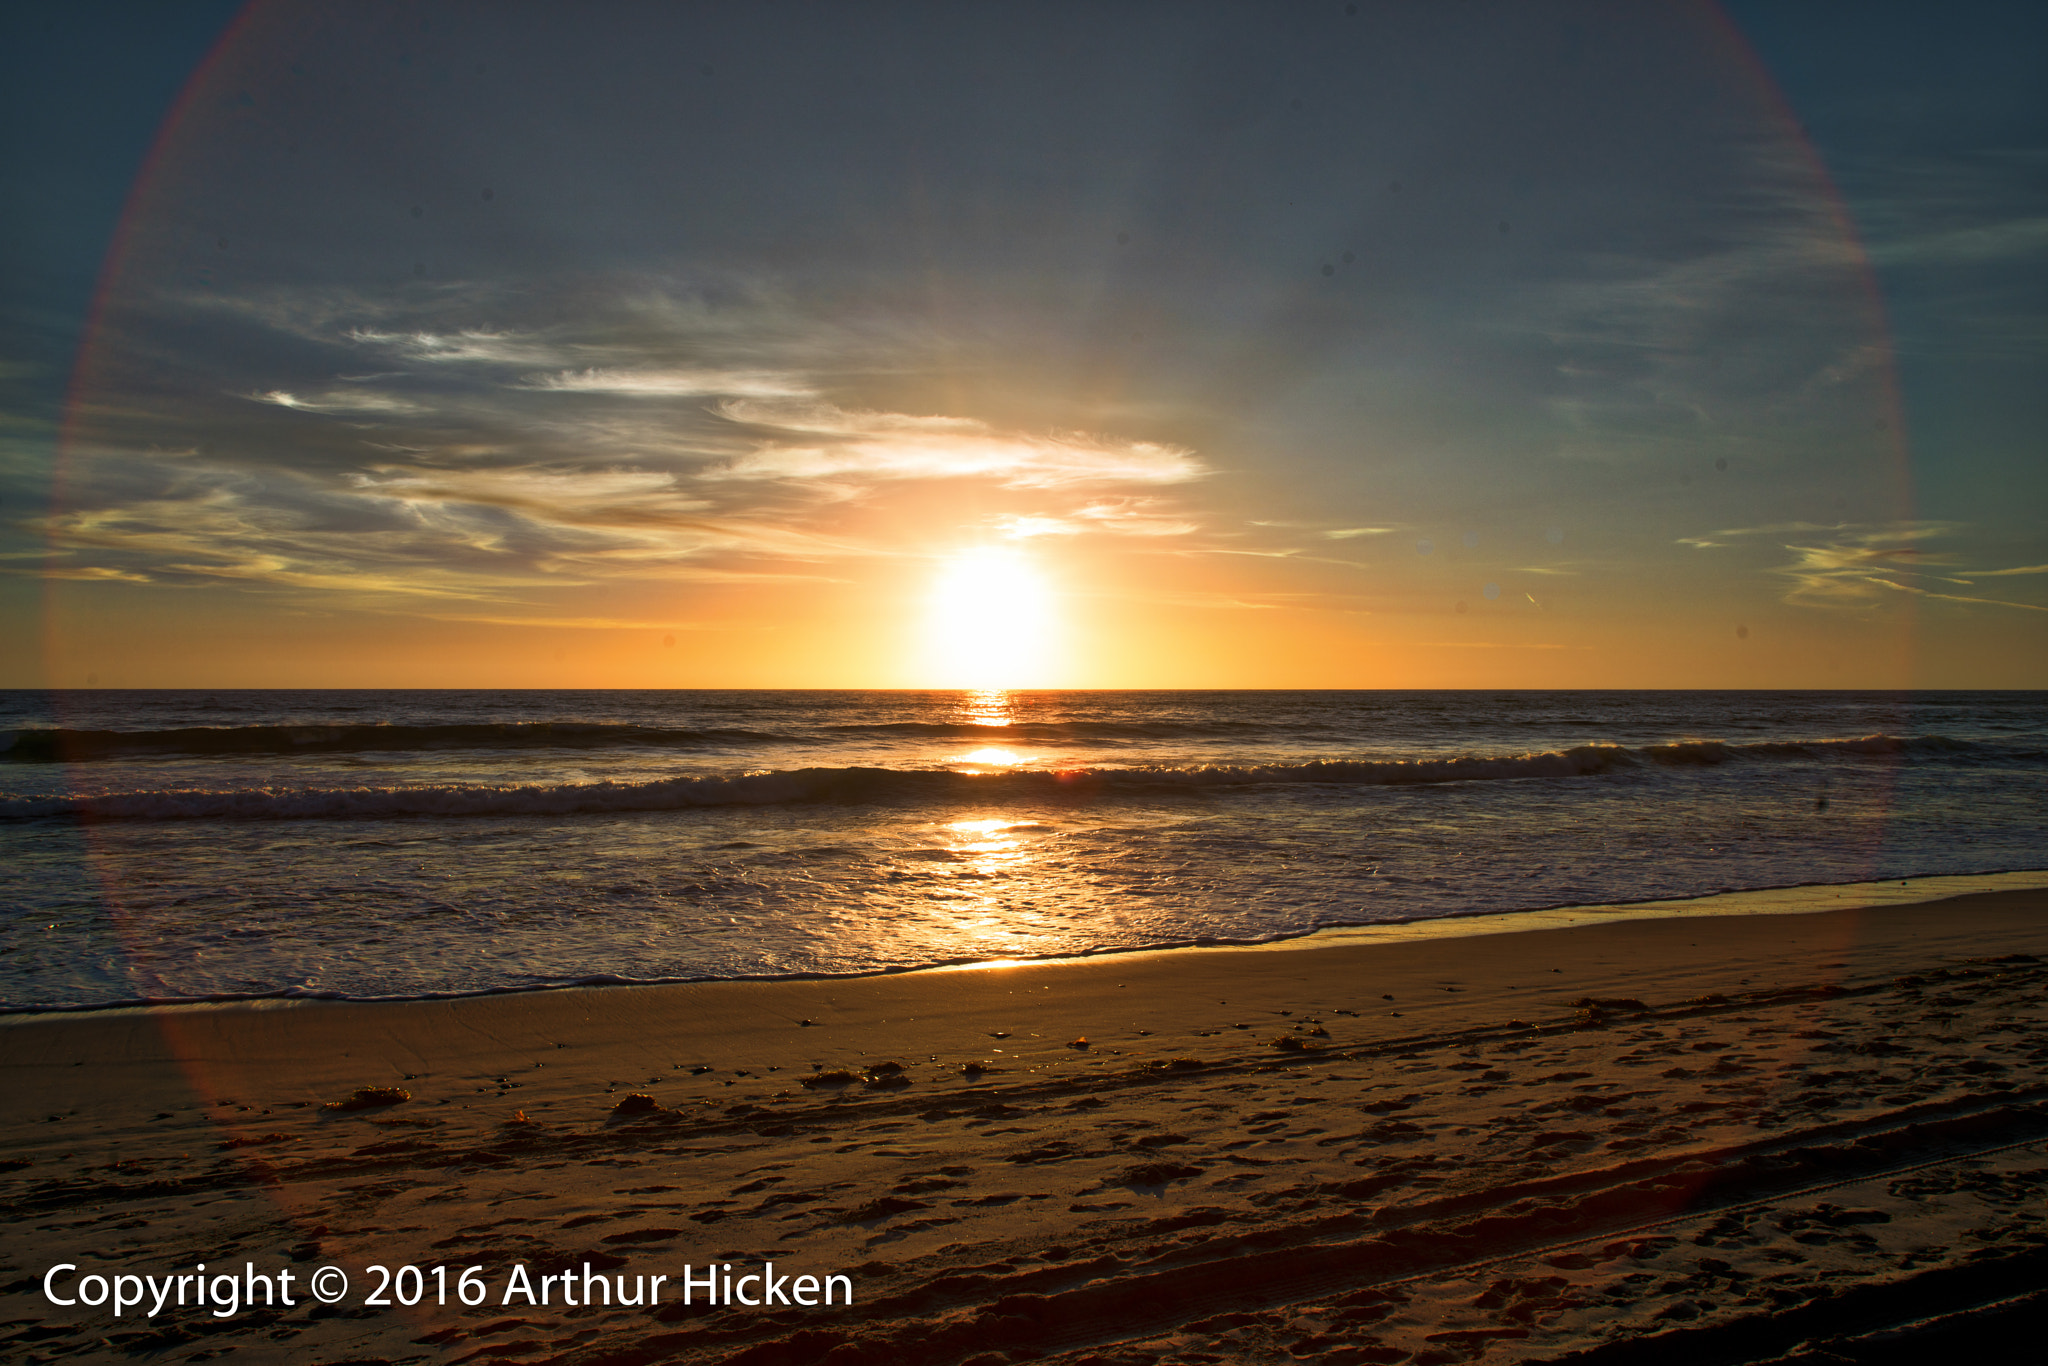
<box><xmin>2</xmin><ymin>689</ymin><xmax>2043</xmax><ymax>1010</ymax></box>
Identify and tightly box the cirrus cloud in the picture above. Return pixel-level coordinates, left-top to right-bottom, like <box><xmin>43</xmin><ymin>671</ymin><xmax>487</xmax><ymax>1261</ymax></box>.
<box><xmin>708</xmin><ymin>398</ymin><xmax>1206</xmax><ymax>489</ymax></box>
<box><xmin>521</xmin><ymin>367</ymin><xmax>814</xmax><ymax>398</ymax></box>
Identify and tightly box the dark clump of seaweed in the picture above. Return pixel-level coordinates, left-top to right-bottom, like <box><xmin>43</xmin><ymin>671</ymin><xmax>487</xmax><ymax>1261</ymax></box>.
<box><xmin>610</xmin><ymin>1093</ymin><xmax>661</xmax><ymax>1115</ymax></box>
<box><xmin>325</xmin><ymin>1086</ymin><xmax>410</xmax><ymax>1111</ymax></box>
<box><xmin>1121</xmin><ymin>1160</ymin><xmax>1203</xmax><ymax>1186</ymax></box>
<box><xmin>862</xmin><ymin>1061</ymin><xmax>910</xmax><ymax>1088</ymax></box>
<box><xmin>800</xmin><ymin>1070</ymin><xmax>861</xmax><ymax>1088</ymax></box>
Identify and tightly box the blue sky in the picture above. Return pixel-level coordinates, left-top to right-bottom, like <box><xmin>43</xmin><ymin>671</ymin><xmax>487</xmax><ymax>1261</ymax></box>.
<box><xmin>4</xmin><ymin>1</ymin><xmax>2042</xmax><ymax>687</ymax></box>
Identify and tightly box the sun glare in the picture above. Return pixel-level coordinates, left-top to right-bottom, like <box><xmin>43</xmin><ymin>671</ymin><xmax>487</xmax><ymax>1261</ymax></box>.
<box><xmin>925</xmin><ymin>547</ymin><xmax>1055</xmax><ymax>688</ymax></box>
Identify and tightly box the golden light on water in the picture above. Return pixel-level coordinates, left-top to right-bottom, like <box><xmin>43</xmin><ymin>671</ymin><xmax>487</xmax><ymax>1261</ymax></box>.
<box><xmin>948</xmin><ymin>818</ymin><xmax>1019</xmax><ymax>837</ymax></box>
<box><xmin>962</xmin><ymin>747</ymin><xmax>1025</xmax><ymax>767</ymax></box>
<box><xmin>924</xmin><ymin>548</ymin><xmax>1056</xmax><ymax>689</ymax></box>
<box><xmin>943</xmin><ymin>818</ymin><xmax>1037</xmax><ymax>876</ymax></box>
<box><xmin>934</xmin><ymin>816</ymin><xmax>1054</xmax><ymax>946</ymax></box>
<box><xmin>960</xmin><ymin>689</ymin><xmax>1014</xmax><ymax>726</ymax></box>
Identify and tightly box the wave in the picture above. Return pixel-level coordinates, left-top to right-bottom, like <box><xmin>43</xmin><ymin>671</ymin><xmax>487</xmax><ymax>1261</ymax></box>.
<box><xmin>818</xmin><ymin>719</ymin><xmax>1274</xmax><ymax>740</ymax></box>
<box><xmin>1635</xmin><ymin>733</ymin><xmax>1997</xmax><ymax>762</ymax></box>
<box><xmin>0</xmin><ymin>718</ymin><xmax>1286</xmax><ymax>761</ymax></box>
<box><xmin>0</xmin><ymin>735</ymin><xmax>2016</xmax><ymax>823</ymax></box>
<box><xmin>4</xmin><ymin>719</ymin><xmax>2015</xmax><ymax>764</ymax></box>
<box><xmin>0</xmin><ymin>722</ymin><xmax>791</xmax><ymax>761</ymax></box>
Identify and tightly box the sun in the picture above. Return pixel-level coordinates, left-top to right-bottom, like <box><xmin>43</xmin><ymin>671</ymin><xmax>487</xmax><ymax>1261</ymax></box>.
<box><xmin>923</xmin><ymin>547</ymin><xmax>1056</xmax><ymax>688</ymax></box>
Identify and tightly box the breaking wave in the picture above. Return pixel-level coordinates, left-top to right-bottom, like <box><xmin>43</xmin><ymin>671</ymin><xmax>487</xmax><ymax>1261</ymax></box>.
<box><xmin>0</xmin><ymin>721</ymin><xmax>2011</xmax><ymax>763</ymax></box>
<box><xmin>0</xmin><ymin>722</ymin><xmax>789</xmax><ymax>761</ymax></box>
<box><xmin>0</xmin><ymin>734</ymin><xmax>2012</xmax><ymax>823</ymax></box>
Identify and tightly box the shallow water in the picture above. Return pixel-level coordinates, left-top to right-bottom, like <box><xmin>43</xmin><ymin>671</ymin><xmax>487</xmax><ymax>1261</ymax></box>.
<box><xmin>2</xmin><ymin>689</ymin><xmax>2043</xmax><ymax>1008</ymax></box>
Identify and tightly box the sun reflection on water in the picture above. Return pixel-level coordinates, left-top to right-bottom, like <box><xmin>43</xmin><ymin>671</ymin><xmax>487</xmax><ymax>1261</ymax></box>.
<box><xmin>941</xmin><ymin>817</ymin><xmax>1042</xmax><ymax>917</ymax></box>
<box><xmin>946</xmin><ymin>816</ymin><xmax>1030</xmax><ymax>850</ymax></box>
<box><xmin>917</xmin><ymin>813</ymin><xmax>1085</xmax><ymax>958</ymax></box>
<box><xmin>961</xmin><ymin>688</ymin><xmax>1013</xmax><ymax>726</ymax></box>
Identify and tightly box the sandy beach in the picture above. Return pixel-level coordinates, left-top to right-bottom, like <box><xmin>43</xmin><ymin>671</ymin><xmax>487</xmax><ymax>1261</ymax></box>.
<box><xmin>5</xmin><ymin>881</ymin><xmax>2046</xmax><ymax>1364</ymax></box>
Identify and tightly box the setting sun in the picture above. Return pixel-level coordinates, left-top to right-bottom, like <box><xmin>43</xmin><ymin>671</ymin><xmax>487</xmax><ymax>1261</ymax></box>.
<box><xmin>924</xmin><ymin>547</ymin><xmax>1057</xmax><ymax>689</ymax></box>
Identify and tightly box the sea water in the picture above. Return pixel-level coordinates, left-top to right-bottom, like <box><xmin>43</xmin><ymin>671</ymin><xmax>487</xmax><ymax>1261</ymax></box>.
<box><xmin>1</xmin><ymin>690</ymin><xmax>2043</xmax><ymax>1009</ymax></box>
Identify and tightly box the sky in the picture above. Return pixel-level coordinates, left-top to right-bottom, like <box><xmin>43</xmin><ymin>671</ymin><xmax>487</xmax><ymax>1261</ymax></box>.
<box><xmin>3</xmin><ymin>0</ymin><xmax>2043</xmax><ymax>689</ymax></box>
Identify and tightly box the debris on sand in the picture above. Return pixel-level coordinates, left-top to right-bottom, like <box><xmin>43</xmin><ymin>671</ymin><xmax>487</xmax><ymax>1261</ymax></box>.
<box><xmin>1121</xmin><ymin>1160</ymin><xmax>1204</xmax><ymax>1186</ymax></box>
<box><xmin>801</xmin><ymin>1070</ymin><xmax>861</xmax><ymax>1089</ymax></box>
<box><xmin>325</xmin><ymin>1086</ymin><xmax>410</xmax><ymax>1111</ymax></box>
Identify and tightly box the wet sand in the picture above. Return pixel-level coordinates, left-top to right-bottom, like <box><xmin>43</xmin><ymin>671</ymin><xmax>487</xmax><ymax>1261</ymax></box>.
<box><xmin>4</xmin><ymin>883</ymin><xmax>2046</xmax><ymax>1364</ymax></box>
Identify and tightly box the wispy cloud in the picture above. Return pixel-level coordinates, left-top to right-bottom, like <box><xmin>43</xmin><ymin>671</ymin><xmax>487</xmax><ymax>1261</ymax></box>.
<box><xmin>1701</xmin><ymin>521</ymin><xmax>1955</xmax><ymax>542</ymax></box>
<box><xmin>708</xmin><ymin>399</ymin><xmax>1206</xmax><ymax>489</ymax></box>
<box><xmin>521</xmin><ymin>367</ymin><xmax>813</xmax><ymax>398</ymax></box>
<box><xmin>993</xmin><ymin>515</ymin><xmax>1082</xmax><ymax>539</ymax></box>
<box><xmin>1783</xmin><ymin>541</ymin><xmax>1951</xmax><ymax>574</ymax></box>
<box><xmin>1670</xmin><ymin>518</ymin><xmax>2044</xmax><ymax>613</ymax></box>
<box><xmin>992</xmin><ymin>505</ymin><xmax>1202</xmax><ymax>538</ymax></box>
<box><xmin>35</xmin><ymin>476</ymin><xmax>568</xmax><ymax>604</ymax></box>
<box><xmin>248</xmin><ymin>389</ymin><xmax>426</xmax><ymax>415</ymax></box>
<box><xmin>1863</xmin><ymin>577</ymin><xmax>2048</xmax><ymax>612</ymax></box>
<box><xmin>1867</xmin><ymin>216</ymin><xmax>2048</xmax><ymax>267</ymax></box>
<box><xmin>349</xmin><ymin>465</ymin><xmax>712</xmax><ymax>525</ymax></box>
<box><xmin>346</xmin><ymin>328</ymin><xmax>569</xmax><ymax>366</ymax></box>
<box><xmin>36</xmin><ymin>267</ymin><xmax>1241</xmax><ymax>621</ymax></box>
<box><xmin>1732</xmin><ymin>522</ymin><xmax>2048</xmax><ymax>613</ymax></box>
<box><xmin>6</xmin><ymin>564</ymin><xmax>154</xmax><ymax>583</ymax></box>
<box><xmin>1495</xmin><ymin>134</ymin><xmax>1917</xmax><ymax>475</ymax></box>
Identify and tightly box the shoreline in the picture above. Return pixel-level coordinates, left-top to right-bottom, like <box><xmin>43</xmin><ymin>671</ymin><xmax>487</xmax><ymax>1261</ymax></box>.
<box><xmin>6</xmin><ymin>866</ymin><xmax>2045</xmax><ymax>1022</ymax></box>
<box><xmin>5</xmin><ymin>879</ymin><xmax>2046</xmax><ymax>1362</ymax></box>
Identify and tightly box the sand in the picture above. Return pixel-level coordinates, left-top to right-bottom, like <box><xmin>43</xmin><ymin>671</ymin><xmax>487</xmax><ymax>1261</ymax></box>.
<box><xmin>4</xmin><ymin>879</ymin><xmax>2047</xmax><ymax>1364</ymax></box>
